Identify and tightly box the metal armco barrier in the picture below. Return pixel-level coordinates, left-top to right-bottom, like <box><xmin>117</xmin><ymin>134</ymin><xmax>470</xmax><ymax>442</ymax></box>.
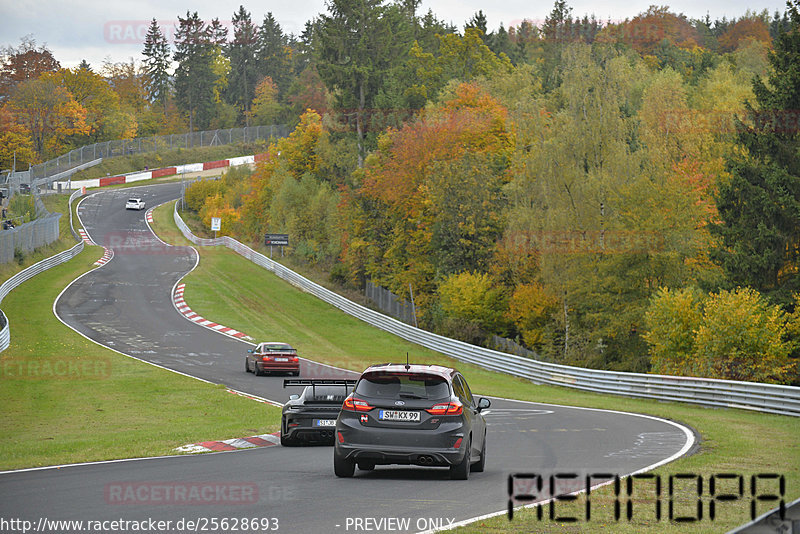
<box><xmin>174</xmin><ymin>204</ymin><xmax>800</xmax><ymax>417</ymax></box>
<box><xmin>0</xmin><ymin>189</ymin><xmax>85</xmax><ymax>352</ymax></box>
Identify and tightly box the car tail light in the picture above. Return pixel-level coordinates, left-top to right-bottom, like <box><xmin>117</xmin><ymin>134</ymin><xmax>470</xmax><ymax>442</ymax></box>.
<box><xmin>342</xmin><ymin>394</ymin><xmax>374</xmax><ymax>412</ymax></box>
<box><xmin>290</xmin><ymin>357</ymin><xmax>298</xmax><ymax>362</ymax></box>
<box><xmin>453</xmin><ymin>437</ymin><xmax>463</xmax><ymax>449</ymax></box>
<box><xmin>426</xmin><ymin>402</ymin><xmax>463</xmax><ymax>416</ymax></box>
<box><xmin>337</xmin><ymin>431</ymin><xmax>344</xmax><ymax>443</ymax></box>
<box><xmin>262</xmin><ymin>356</ymin><xmax>271</xmax><ymax>361</ymax></box>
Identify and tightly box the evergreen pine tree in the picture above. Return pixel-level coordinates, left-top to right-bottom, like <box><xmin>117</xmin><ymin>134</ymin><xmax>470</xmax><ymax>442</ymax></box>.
<box><xmin>710</xmin><ymin>0</ymin><xmax>800</xmax><ymax>306</ymax></box>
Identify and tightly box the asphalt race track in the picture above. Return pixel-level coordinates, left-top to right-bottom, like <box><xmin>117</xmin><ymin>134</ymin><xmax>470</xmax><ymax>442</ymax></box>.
<box><xmin>0</xmin><ymin>183</ymin><xmax>694</xmax><ymax>533</ymax></box>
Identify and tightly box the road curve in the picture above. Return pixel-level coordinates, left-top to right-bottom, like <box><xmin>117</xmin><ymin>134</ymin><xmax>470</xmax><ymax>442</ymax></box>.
<box><xmin>0</xmin><ymin>183</ymin><xmax>694</xmax><ymax>533</ymax></box>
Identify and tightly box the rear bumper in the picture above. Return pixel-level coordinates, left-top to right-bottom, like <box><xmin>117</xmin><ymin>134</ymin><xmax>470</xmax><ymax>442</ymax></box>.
<box><xmin>334</xmin><ymin>417</ymin><xmax>466</xmax><ymax>466</ymax></box>
<box><xmin>282</xmin><ymin>410</ymin><xmax>339</xmax><ymax>443</ymax></box>
<box><xmin>256</xmin><ymin>362</ymin><xmax>299</xmax><ymax>373</ymax></box>
<box><xmin>335</xmin><ymin>443</ymin><xmax>466</xmax><ymax>466</ymax></box>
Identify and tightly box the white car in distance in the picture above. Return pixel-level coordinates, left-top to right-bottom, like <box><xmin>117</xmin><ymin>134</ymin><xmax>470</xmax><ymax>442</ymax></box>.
<box><xmin>125</xmin><ymin>198</ymin><xmax>145</xmax><ymax>210</ymax></box>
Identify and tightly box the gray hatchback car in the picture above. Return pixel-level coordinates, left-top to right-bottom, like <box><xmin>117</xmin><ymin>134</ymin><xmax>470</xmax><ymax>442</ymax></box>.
<box><xmin>333</xmin><ymin>363</ymin><xmax>490</xmax><ymax>479</ymax></box>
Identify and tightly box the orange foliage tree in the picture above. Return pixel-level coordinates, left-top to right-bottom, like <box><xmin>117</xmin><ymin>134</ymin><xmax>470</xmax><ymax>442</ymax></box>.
<box><xmin>718</xmin><ymin>17</ymin><xmax>772</xmax><ymax>52</ymax></box>
<box><xmin>348</xmin><ymin>83</ymin><xmax>512</xmax><ymax>305</ymax></box>
<box><xmin>599</xmin><ymin>6</ymin><xmax>700</xmax><ymax>54</ymax></box>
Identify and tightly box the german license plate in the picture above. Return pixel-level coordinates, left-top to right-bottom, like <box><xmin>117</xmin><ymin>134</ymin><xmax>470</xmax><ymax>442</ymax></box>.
<box><xmin>275</xmin><ymin>357</ymin><xmax>288</xmax><ymax>362</ymax></box>
<box><xmin>314</xmin><ymin>419</ymin><xmax>336</xmax><ymax>427</ymax></box>
<box><xmin>378</xmin><ymin>410</ymin><xmax>420</xmax><ymax>422</ymax></box>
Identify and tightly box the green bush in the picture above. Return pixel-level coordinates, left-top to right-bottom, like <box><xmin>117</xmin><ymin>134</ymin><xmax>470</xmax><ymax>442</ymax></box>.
<box><xmin>644</xmin><ymin>286</ymin><xmax>796</xmax><ymax>383</ymax></box>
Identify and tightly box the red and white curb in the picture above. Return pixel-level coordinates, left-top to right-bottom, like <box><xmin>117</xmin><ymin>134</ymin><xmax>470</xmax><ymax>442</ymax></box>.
<box><xmin>175</xmin><ymin>431</ymin><xmax>281</xmax><ymax>454</ymax></box>
<box><xmin>78</xmin><ymin>228</ymin><xmax>113</xmax><ymax>266</ymax></box>
<box><xmin>93</xmin><ymin>247</ymin><xmax>113</xmax><ymax>266</ymax></box>
<box><xmin>173</xmin><ymin>283</ymin><xmax>254</xmax><ymax>341</ymax></box>
<box><xmin>146</xmin><ymin>208</ymin><xmax>154</xmax><ymax>224</ymax></box>
<box><xmin>77</xmin><ymin>228</ymin><xmax>95</xmax><ymax>245</ymax></box>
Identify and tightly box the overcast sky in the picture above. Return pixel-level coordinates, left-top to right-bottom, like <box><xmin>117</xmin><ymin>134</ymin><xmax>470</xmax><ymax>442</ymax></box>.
<box><xmin>0</xmin><ymin>0</ymin><xmax>788</xmax><ymax>69</ymax></box>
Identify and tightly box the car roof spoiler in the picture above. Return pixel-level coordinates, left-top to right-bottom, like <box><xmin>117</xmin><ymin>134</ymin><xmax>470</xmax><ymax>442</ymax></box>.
<box><xmin>283</xmin><ymin>379</ymin><xmax>357</xmax><ymax>388</ymax></box>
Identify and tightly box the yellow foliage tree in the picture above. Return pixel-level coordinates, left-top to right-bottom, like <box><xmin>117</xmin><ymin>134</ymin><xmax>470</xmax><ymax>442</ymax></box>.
<box><xmin>507</xmin><ymin>283</ymin><xmax>559</xmax><ymax>348</ymax></box>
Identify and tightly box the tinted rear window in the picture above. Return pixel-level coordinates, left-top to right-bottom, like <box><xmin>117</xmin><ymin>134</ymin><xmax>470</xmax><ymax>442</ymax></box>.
<box><xmin>260</xmin><ymin>343</ymin><xmax>294</xmax><ymax>351</ymax></box>
<box><xmin>305</xmin><ymin>385</ymin><xmax>351</xmax><ymax>402</ymax></box>
<box><xmin>356</xmin><ymin>373</ymin><xmax>450</xmax><ymax>400</ymax></box>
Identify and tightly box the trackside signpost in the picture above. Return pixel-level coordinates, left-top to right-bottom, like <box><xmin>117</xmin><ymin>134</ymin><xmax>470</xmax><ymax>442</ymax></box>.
<box><xmin>211</xmin><ymin>217</ymin><xmax>221</xmax><ymax>239</ymax></box>
<box><xmin>265</xmin><ymin>233</ymin><xmax>289</xmax><ymax>258</ymax></box>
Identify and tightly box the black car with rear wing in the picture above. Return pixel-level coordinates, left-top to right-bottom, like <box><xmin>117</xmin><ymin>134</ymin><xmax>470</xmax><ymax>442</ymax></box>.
<box><xmin>281</xmin><ymin>379</ymin><xmax>357</xmax><ymax>446</ymax></box>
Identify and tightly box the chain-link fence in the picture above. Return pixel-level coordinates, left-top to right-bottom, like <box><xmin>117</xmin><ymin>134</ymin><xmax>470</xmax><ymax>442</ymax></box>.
<box><xmin>365</xmin><ymin>279</ymin><xmax>540</xmax><ymax>359</ymax></box>
<box><xmin>0</xmin><ymin>213</ymin><xmax>61</xmax><ymax>264</ymax></box>
<box><xmin>489</xmin><ymin>335</ymin><xmax>538</xmax><ymax>359</ymax></box>
<box><xmin>365</xmin><ymin>280</ymin><xmax>417</xmax><ymax>326</ymax></box>
<box><xmin>7</xmin><ymin>124</ymin><xmax>287</xmax><ymax>188</ymax></box>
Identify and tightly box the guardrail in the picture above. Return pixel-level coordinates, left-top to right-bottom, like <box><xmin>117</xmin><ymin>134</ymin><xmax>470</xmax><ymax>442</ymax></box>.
<box><xmin>174</xmin><ymin>205</ymin><xmax>800</xmax><ymax>417</ymax></box>
<box><xmin>0</xmin><ymin>189</ymin><xmax>85</xmax><ymax>352</ymax></box>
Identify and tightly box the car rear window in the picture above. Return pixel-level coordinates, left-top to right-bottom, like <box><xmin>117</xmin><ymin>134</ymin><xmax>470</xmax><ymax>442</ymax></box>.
<box><xmin>356</xmin><ymin>373</ymin><xmax>450</xmax><ymax>400</ymax></box>
<box><xmin>261</xmin><ymin>343</ymin><xmax>294</xmax><ymax>351</ymax></box>
<box><xmin>305</xmin><ymin>385</ymin><xmax>351</xmax><ymax>402</ymax></box>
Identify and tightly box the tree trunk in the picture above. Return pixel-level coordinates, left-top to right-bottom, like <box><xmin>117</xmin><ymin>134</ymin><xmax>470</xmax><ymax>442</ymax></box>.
<box><xmin>357</xmin><ymin>79</ymin><xmax>365</xmax><ymax>168</ymax></box>
<box><xmin>563</xmin><ymin>292</ymin><xmax>569</xmax><ymax>358</ymax></box>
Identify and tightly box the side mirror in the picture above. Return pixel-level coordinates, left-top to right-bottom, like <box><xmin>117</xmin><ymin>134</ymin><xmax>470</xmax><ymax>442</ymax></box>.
<box><xmin>289</xmin><ymin>394</ymin><xmax>300</xmax><ymax>401</ymax></box>
<box><xmin>247</xmin><ymin>349</ymin><xmax>253</xmax><ymax>353</ymax></box>
<box><xmin>477</xmin><ymin>397</ymin><xmax>491</xmax><ymax>412</ymax></box>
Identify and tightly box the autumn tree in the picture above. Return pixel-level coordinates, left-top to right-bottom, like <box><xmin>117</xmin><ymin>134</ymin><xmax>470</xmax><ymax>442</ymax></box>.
<box><xmin>0</xmin><ymin>105</ymin><xmax>34</xmax><ymax>170</ymax></box>
<box><xmin>248</xmin><ymin>77</ymin><xmax>283</xmax><ymax>125</ymax></box>
<box><xmin>718</xmin><ymin>15</ymin><xmax>772</xmax><ymax>52</ymax></box>
<box><xmin>438</xmin><ymin>271</ymin><xmax>510</xmax><ymax>342</ymax></box>
<box><xmin>0</xmin><ymin>36</ymin><xmax>60</xmax><ymax>103</ymax></box>
<box><xmin>645</xmin><ymin>287</ymin><xmax>795</xmax><ymax>383</ymax></box>
<box><xmin>350</xmin><ymin>83</ymin><xmax>512</xmax><ymax>307</ymax></box>
<box><xmin>51</xmin><ymin>67</ymin><xmax>133</xmax><ymax>142</ymax></box>
<box><xmin>407</xmin><ymin>28</ymin><xmax>513</xmax><ymax>102</ymax></box>
<box><xmin>7</xmin><ymin>75</ymin><xmax>89</xmax><ymax>158</ymax></box>
<box><xmin>508</xmin><ymin>283</ymin><xmax>560</xmax><ymax>349</ymax></box>
<box><xmin>644</xmin><ymin>287</ymin><xmax>704</xmax><ymax>375</ymax></box>
<box><xmin>599</xmin><ymin>6</ymin><xmax>700</xmax><ymax>54</ymax></box>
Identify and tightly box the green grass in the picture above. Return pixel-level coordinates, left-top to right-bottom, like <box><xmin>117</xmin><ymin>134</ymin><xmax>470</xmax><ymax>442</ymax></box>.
<box><xmin>151</xmin><ymin>201</ymin><xmax>800</xmax><ymax>533</ymax></box>
<box><xmin>0</xmin><ymin>209</ymin><xmax>280</xmax><ymax>470</ymax></box>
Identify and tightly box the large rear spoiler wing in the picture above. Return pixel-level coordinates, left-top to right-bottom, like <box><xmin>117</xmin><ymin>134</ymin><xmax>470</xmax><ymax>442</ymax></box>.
<box><xmin>283</xmin><ymin>379</ymin><xmax>357</xmax><ymax>388</ymax></box>
<box><xmin>283</xmin><ymin>379</ymin><xmax>357</xmax><ymax>398</ymax></box>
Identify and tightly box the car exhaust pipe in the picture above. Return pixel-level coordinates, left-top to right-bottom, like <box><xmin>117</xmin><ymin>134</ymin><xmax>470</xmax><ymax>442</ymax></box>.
<box><xmin>418</xmin><ymin>455</ymin><xmax>434</xmax><ymax>465</ymax></box>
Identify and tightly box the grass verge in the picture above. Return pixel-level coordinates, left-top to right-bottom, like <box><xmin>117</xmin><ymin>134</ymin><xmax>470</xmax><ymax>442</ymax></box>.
<box><xmin>152</xmin><ymin>201</ymin><xmax>800</xmax><ymax>533</ymax></box>
<box><xmin>0</xmin><ymin>223</ymin><xmax>280</xmax><ymax>471</ymax></box>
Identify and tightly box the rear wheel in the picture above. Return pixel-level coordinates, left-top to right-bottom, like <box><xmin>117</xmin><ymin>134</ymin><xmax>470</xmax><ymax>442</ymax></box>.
<box><xmin>334</xmin><ymin>453</ymin><xmax>355</xmax><ymax>478</ymax></box>
<box><xmin>280</xmin><ymin>418</ymin><xmax>297</xmax><ymax>446</ymax></box>
<box><xmin>471</xmin><ymin>434</ymin><xmax>486</xmax><ymax>473</ymax></box>
<box><xmin>245</xmin><ymin>358</ymin><xmax>251</xmax><ymax>373</ymax></box>
<box><xmin>450</xmin><ymin>438</ymin><xmax>471</xmax><ymax>480</ymax></box>
<box><xmin>253</xmin><ymin>363</ymin><xmax>263</xmax><ymax>376</ymax></box>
